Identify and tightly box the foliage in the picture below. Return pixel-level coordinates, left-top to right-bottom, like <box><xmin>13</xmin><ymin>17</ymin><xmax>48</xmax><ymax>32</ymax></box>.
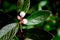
<box><xmin>0</xmin><ymin>23</ymin><xmax>19</xmax><ymax>40</ymax></box>
<box><xmin>0</xmin><ymin>0</ymin><xmax>60</xmax><ymax>40</ymax></box>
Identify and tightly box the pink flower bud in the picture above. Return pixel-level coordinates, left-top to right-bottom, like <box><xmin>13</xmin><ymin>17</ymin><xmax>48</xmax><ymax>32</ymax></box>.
<box><xmin>17</xmin><ymin>15</ymin><xmax>21</xmax><ymax>20</ymax></box>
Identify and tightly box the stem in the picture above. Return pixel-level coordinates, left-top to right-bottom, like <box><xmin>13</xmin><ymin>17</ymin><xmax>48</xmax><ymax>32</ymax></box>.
<box><xmin>20</xmin><ymin>23</ymin><xmax>23</xmax><ymax>32</ymax></box>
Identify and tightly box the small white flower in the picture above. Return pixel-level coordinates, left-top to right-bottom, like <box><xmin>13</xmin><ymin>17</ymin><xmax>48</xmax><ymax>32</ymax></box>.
<box><xmin>17</xmin><ymin>11</ymin><xmax>28</xmax><ymax>24</ymax></box>
<box><xmin>20</xmin><ymin>11</ymin><xmax>26</xmax><ymax>18</ymax></box>
<box><xmin>23</xmin><ymin>19</ymin><xmax>28</xmax><ymax>24</ymax></box>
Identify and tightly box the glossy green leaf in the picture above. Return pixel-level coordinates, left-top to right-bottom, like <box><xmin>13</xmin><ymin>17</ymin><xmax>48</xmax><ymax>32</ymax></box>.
<box><xmin>0</xmin><ymin>23</ymin><xmax>19</xmax><ymax>40</ymax></box>
<box><xmin>25</xmin><ymin>10</ymin><xmax>51</xmax><ymax>25</ymax></box>
<box><xmin>38</xmin><ymin>1</ymin><xmax>47</xmax><ymax>10</ymax></box>
<box><xmin>22</xmin><ymin>26</ymin><xmax>34</xmax><ymax>29</ymax></box>
<box><xmin>23</xmin><ymin>28</ymin><xmax>53</xmax><ymax>40</ymax></box>
<box><xmin>36</xmin><ymin>22</ymin><xmax>44</xmax><ymax>28</ymax></box>
<box><xmin>17</xmin><ymin>0</ymin><xmax>30</xmax><ymax>13</ymax></box>
<box><xmin>17</xmin><ymin>0</ymin><xmax>24</xmax><ymax>12</ymax></box>
<box><xmin>27</xmin><ymin>6</ymin><xmax>37</xmax><ymax>14</ymax></box>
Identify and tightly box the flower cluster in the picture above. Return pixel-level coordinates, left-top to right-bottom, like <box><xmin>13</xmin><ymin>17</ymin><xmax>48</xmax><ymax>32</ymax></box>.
<box><xmin>17</xmin><ymin>11</ymin><xmax>28</xmax><ymax>24</ymax></box>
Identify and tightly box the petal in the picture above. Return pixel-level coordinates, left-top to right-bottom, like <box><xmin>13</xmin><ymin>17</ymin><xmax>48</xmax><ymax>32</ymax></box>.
<box><xmin>20</xmin><ymin>11</ymin><xmax>26</xmax><ymax>18</ymax></box>
<box><xmin>22</xmin><ymin>19</ymin><xmax>28</xmax><ymax>24</ymax></box>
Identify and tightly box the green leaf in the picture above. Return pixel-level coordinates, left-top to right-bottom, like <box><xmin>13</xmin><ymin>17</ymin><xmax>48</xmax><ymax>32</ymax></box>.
<box><xmin>25</xmin><ymin>10</ymin><xmax>51</xmax><ymax>25</ymax></box>
<box><xmin>23</xmin><ymin>28</ymin><xmax>53</xmax><ymax>40</ymax></box>
<box><xmin>13</xmin><ymin>36</ymin><xmax>19</xmax><ymax>40</ymax></box>
<box><xmin>38</xmin><ymin>1</ymin><xmax>47</xmax><ymax>10</ymax></box>
<box><xmin>0</xmin><ymin>23</ymin><xmax>19</xmax><ymax>40</ymax></box>
<box><xmin>22</xmin><ymin>0</ymin><xmax>30</xmax><ymax>13</ymax></box>
<box><xmin>17</xmin><ymin>0</ymin><xmax>30</xmax><ymax>13</ymax></box>
<box><xmin>38</xmin><ymin>1</ymin><xmax>47</xmax><ymax>7</ymax></box>
<box><xmin>27</xmin><ymin>6</ymin><xmax>37</xmax><ymax>14</ymax></box>
<box><xmin>22</xmin><ymin>26</ymin><xmax>34</xmax><ymax>29</ymax></box>
<box><xmin>17</xmin><ymin>0</ymin><xmax>24</xmax><ymax>12</ymax></box>
<box><xmin>36</xmin><ymin>22</ymin><xmax>44</xmax><ymax>27</ymax></box>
